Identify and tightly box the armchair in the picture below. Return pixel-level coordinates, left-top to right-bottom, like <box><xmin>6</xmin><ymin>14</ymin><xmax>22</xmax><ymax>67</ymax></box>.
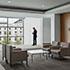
<box><xmin>50</xmin><ymin>42</ymin><xmax>70</xmax><ymax>58</ymax></box>
<box><xmin>5</xmin><ymin>45</ymin><xmax>28</xmax><ymax>66</ymax></box>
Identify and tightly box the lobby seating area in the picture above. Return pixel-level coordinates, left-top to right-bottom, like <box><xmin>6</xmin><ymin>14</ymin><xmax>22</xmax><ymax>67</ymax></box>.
<box><xmin>2</xmin><ymin>41</ymin><xmax>70</xmax><ymax>67</ymax></box>
<box><xmin>1</xmin><ymin>42</ymin><xmax>70</xmax><ymax>70</ymax></box>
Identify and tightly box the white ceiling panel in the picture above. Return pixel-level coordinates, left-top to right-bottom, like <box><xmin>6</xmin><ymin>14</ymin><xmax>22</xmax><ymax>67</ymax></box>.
<box><xmin>0</xmin><ymin>0</ymin><xmax>69</xmax><ymax>14</ymax></box>
<box><xmin>0</xmin><ymin>0</ymin><xmax>69</xmax><ymax>10</ymax></box>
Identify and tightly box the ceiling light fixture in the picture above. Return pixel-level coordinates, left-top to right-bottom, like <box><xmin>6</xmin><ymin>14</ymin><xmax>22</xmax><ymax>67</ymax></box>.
<box><xmin>8</xmin><ymin>0</ymin><xmax>11</xmax><ymax>3</ymax></box>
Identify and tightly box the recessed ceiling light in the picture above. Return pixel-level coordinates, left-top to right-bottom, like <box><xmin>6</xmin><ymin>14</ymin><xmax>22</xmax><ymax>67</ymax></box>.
<box><xmin>8</xmin><ymin>0</ymin><xmax>11</xmax><ymax>3</ymax></box>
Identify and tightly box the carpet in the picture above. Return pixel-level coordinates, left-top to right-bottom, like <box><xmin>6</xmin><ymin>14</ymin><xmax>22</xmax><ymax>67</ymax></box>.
<box><xmin>1</xmin><ymin>56</ymin><xmax>70</xmax><ymax>70</ymax></box>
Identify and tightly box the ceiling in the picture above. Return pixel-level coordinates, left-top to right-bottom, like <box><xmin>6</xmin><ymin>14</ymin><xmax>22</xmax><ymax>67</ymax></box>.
<box><xmin>0</xmin><ymin>0</ymin><xmax>70</xmax><ymax>13</ymax></box>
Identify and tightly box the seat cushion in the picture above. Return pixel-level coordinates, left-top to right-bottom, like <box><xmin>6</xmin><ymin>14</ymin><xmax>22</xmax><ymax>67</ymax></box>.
<box><xmin>60</xmin><ymin>42</ymin><xmax>69</xmax><ymax>48</ymax></box>
<box><xmin>52</xmin><ymin>41</ymin><xmax>58</xmax><ymax>46</ymax></box>
<box><xmin>51</xmin><ymin>49</ymin><xmax>60</xmax><ymax>53</ymax></box>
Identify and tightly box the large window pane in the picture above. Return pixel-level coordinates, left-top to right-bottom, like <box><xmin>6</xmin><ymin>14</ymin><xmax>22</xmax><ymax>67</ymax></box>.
<box><xmin>8</xmin><ymin>18</ymin><xmax>24</xmax><ymax>44</ymax></box>
<box><xmin>0</xmin><ymin>17</ymin><xmax>24</xmax><ymax>45</ymax></box>
<box><xmin>0</xmin><ymin>18</ymin><xmax>7</xmax><ymax>27</ymax></box>
<box><xmin>0</xmin><ymin>17</ymin><xmax>7</xmax><ymax>44</ymax></box>
<box><xmin>8</xmin><ymin>18</ymin><xmax>23</xmax><ymax>27</ymax></box>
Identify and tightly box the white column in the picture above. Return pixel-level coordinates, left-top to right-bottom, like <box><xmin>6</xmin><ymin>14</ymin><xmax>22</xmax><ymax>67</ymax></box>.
<box><xmin>51</xmin><ymin>14</ymin><xmax>55</xmax><ymax>43</ymax></box>
<box><xmin>51</xmin><ymin>14</ymin><xmax>60</xmax><ymax>43</ymax></box>
<box><xmin>55</xmin><ymin>14</ymin><xmax>60</xmax><ymax>41</ymax></box>
<box><xmin>43</xmin><ymin>17</ymin><xmax>51</xmax><ymax>43</ymax></box>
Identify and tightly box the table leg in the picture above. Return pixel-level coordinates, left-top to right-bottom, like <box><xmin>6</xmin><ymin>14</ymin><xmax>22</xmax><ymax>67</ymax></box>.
<box><xmin>40</xmin><ymin>53</ymin><xmax>41</xmax><ymax>58</ymax></box>
<box><xmin>46</xmin><ymin>54</ymin><xmax>47</xmax><ymax>60</ymax></box>
<box><xmin>31</xmin><ymin>54</ymin><xmax>33</xmax><ymax>62</ymax></box>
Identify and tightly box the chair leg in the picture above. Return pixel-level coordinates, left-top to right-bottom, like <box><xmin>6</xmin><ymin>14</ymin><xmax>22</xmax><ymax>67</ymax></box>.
<box><xmin>2</xmin><ymin>56</ymin><xmax>4</xmax><ymax>60</ymax></box>
<box><xmin>51</xmin><ymin>54</ymin><xmax>53</xmax><ymax>58</ymax></box>
<box><xmin>26</xmin><ymin>59</ymin><xmax>28</xmax><ymax>66</ymax></box>
<box><xmin>21</xmin><ymin>61</ymin><xmax>23</xmax><ymax>64</ymax></box>
<box><xmin>5</xmin><ymin>59</ymin><xmax>8</xmax><ymax>64</ymax></box>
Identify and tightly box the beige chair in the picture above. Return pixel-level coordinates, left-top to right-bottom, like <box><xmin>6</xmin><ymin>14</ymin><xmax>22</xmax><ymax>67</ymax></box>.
<box><xmin>50</xmin><ymin>41</ymin><xmax>60</xmax><ymax>58</ymax></box>
<box><xmin>43</xmin><ymin>43</ymin><xmax>51</xmax><ymax>57</ymax></box>
<box><xmin>43</xmin><ymin>43</ymin><xmax>51</xmax><ymax>48</ymax></box>
<box><xmin>50</xmin><ymin>42</ymin><xmax>70</xmax><ymax>58</ymax></box>
<box><xmin>60</xmin><ymin>42</ymin><xmax>70</xmax><ymax>57</ymax></box>
<box><xmin>5</xmin><ymin>45</ymin><xmax>28</xmax><ymax>66</ymax></box>
<box><xmin>60</xmin><ymin>47</ymin><xmax>70</xmax><ymax>56</ymax></box>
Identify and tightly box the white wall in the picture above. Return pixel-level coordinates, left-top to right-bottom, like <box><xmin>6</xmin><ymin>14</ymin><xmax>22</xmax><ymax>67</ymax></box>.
<box><xmin>45</xmin><ymin>4</ymin><xmax>70</xmax><ymax>14</ymax></box>
<box><xmin>43</xmin><ymin>14</ymin><xmax>55</xmax><ymax>43</ymax></box>
<box><xmin>24</xmin><ymin>17</ymin><xmax>43</xmax><ymax>45</ymax></box>
<box><xmin>0</xmin><ymin>10</ymin><xmax>60</xmax><ymax>44</ymax></box>
<box><xmin>55</xmin><ymin>14</ymin><xmax>60</xmax><ymax>41</ymax></box>
<box><xmin>0</xmin><ymin>10</ymin><xmax>44</xmax><ymax>47</ymax></box>
<box><xmin>43</xmin><ymin>14</ymin><xmax>60</xmax><ymax>43</ymax></box>
<box><xmin>0</xmin><ymin>10</ymin><xmax>43</xmax><ymax>18</ymax></box>
<box><xmin>0</xmin><ymin>10</ymin><xmax>43</xmax><ymax>45</ymax></box>
<box><xmin>43</xmin><ymin>18</ymin><xmax>51</xmax><ymax>43</ymax></box>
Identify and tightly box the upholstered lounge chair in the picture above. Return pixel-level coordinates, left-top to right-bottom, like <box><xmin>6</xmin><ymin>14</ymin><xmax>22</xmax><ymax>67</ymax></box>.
<box><xmin>5</xmin><ymin>45</ymin><xmax>28</xmax><ymax>66</ymax></box>
<box><xmin>50</xmin><ymin>42</ymin><xmax>70</xmax><ymax>58</ymax></box>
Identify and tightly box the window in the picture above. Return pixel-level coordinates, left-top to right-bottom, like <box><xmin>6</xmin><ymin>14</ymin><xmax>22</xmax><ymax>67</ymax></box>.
<box><xmin>20</xmin><ymin>38</ymin><xmax>22</xmax><ymax>40</ymax></box>
<box><xmin>0</xmin><ymin>17</ymin><xmax>24</xmax><ymax>44</ymax></box>
<box><xmin>4</xmin><ymin>31</ymin><xmax>6</xmax><ymax>35</ymax></box>
<box><xmin>0</xmin><ymin>37</ymin><xmax>1</xmax><ymax>40</ymax></box>
<box><xmin>20</xmin><ymin>28</ymin><xmax>22</xmax><ymax>30</ymax></box>
<box><xmin>0</xmin><ymin>31</ymin><xmax>1</xmax><ymax>35</ymax></box>
<box><xmin>9</xmin><ymin>31</ymin><xmax>11</xmax><ymax>35</ymax></box>
<box><xmin>15</xmin><ymin>31</ymin><xmax>17</xmax><ymax>33</ymax></box>
<box><xmin>9</xmin><ymin>38</ymin><xmax>11</xmax><ymax>40</ymax></box>
<box><xmin>15</xmin><ymin>37</ymin><xmax>16</xmax><ymax>41</ymax></box>
<box><xmin>15</xmin><ymin>27</ymin><xmax>17</xmax><ymax>30</ymax></box>
<box><xmin>4</xmin><ymin>28</ymin><xmax>6</xmax><ymax>30</ymax></box>
<box><xmin>20</xmin><ymin>31</ymin><xmax>22</xmax><ymax>33</ymax></box>
<box><xmin>9</xmin><ymin>28</ymin><xmax>11</xmax><ymax>30</ymax></box>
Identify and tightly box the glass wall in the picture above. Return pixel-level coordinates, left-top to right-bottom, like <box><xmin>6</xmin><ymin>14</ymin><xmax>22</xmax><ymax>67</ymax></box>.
<box><xmin>0</xmin><ymin>17</ymin><xmax>7</xmax><ymax>44</ymax></box>
<box><xmin>0</xmin><ymin>17</ymin><xmax>24</xmax><ymax>45</ymax></box>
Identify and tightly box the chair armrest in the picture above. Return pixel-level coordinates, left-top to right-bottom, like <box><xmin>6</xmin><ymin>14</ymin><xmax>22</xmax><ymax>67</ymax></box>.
<box><xmin>13</xmin><ymin>50</ymin><xmax>28</xmax><ymax>57</ymax></box>
<box><xmin>11</xmin><ymin>50</ymin><xmax>28</xmax><ymax>64</ymax></box>
<box><xmin>50</xmin><ymin>46</ymin><xmax>60</xmax><ymax>50</ymax></box>
<box><xmin>60</xmin><ymin>48</ymin><xmax>70</xmax><ymax>56</ymax></box>
<box><xmin>43</xmin><ymin>43</ymin><xmax>51</xmax><ymax>48</ymax></box>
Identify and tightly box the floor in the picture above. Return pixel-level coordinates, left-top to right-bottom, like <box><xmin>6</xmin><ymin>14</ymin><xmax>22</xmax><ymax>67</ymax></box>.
<box><xmin>0</xmin><ymin>54</ymin><xmax>70</xmax><ymax>70</ymax></box>
<box><xmin>0</xmin><ymin>45</ymin><xmax>70</xmax><ymax>70</ymax></box>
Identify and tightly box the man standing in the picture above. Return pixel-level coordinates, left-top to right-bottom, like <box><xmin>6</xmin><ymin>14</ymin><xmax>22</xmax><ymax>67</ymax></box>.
<box><xmin>32</xmin><ymin>27</ymin><xmax>37</xmax><ymax>46</ymax></box>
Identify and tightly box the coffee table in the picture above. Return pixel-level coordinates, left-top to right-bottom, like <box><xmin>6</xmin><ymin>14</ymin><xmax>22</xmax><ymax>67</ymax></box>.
<box><xmin>27</xmin><ymin>49</ymin><xmax>49</xmax><ymax>62</ymax></box>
